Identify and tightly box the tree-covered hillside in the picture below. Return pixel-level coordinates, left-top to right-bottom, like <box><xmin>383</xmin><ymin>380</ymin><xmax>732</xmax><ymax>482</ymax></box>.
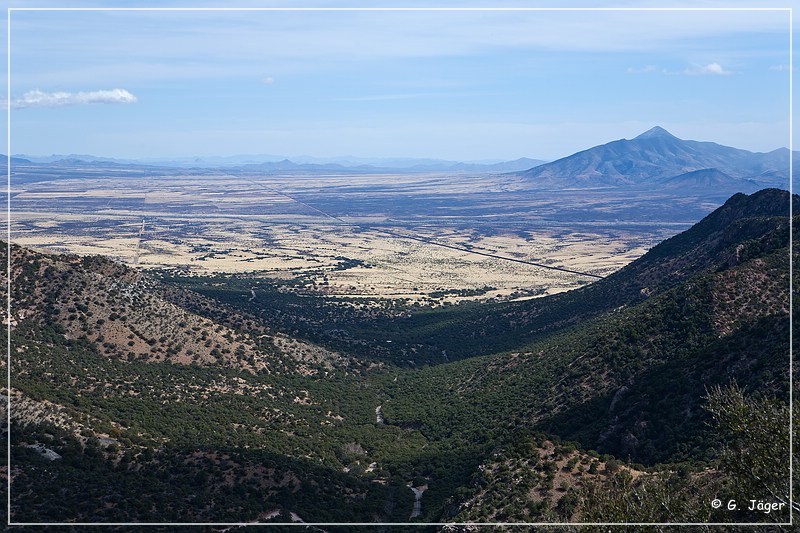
<box><xmin>3</xmin><ymin>188</ymin><xmax>794</xmax><ymax>527</ymax></box>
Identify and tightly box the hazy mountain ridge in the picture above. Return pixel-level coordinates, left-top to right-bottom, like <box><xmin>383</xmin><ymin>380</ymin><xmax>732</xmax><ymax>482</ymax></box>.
<box><xmin>0</xmin><ymin>154</ymin><xmax>32</xmax><ymax>165</ymax></box>
<box><xmin>521</xmin><ymin>126</ymin><xmax>795</xmax><ymax>191</ymax></box>
<box><xmin>8</xmin><ymin>153</ymin><xmax>547</xmax><ymax>173</ymax></box>
<box><xmin>8</xmin><ymin>127</ymin><xmax>793</xmax><ymax>187</ymax></box>
<box><xmin>660</xmin><ymin>167</ymin><xmax>760</xmax><ymax>190</ymax></box>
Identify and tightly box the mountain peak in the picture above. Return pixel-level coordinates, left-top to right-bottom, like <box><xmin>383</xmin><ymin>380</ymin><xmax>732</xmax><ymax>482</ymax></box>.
<box><xmin>522</xmin><ymin>125</ymin><xmax>791</xmax><ymax>190</ymax></box>
<box><xmin>634</xmin><ymin>126</ymin><xmax>678</xmax><ymax>140</ymax></box>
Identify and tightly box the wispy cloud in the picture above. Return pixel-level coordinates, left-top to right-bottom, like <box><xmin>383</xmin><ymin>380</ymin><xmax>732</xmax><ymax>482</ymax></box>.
<box><xmin>626</xmin><ymin>65</ymin><xmax>660</xmax><ymax>74</ymax></box>
<box><xmin>261</xmin><ymin>76</ymin><xmax>275</xmax><ymax>85</ymax></box>
<box><xmin>684</xmin><ymin>62</ymin><xmax>732</xmax><ymax>76</ymax></box>
<box><xmin>12</xmin><ymin>88</ymin><xmax>138</xmax><ymax>109</ymax></box>
<box><xmin>629</xmin><ymin>63</ymin><xmax>735</xmax><ymax>76</ymax></box>
<box><xmin>9</xmin><ymin>9</ymin><xmax>785</xmax><ymax>88</ymax></box>
<box><xmin>334</xmin><ymin>93</ymin><xmax>435</xmax><ymax>102</ymax></box>
<box><xmin>770</xmin><ymin>64</ymin><xmax>792</xmax><ymax>72</ymax></box>
<box><xmin>333</xmin><ymin>91</ymin><xmax>482</xmax><ymax>102</ymax></box>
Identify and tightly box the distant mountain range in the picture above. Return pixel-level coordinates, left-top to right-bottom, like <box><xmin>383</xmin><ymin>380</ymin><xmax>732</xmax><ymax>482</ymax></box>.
<box><xmin>520</xmin><ymin>126</ymin><xmax>795</xmax><ymax>192</ymax></box>
<box><xmin>9</xmin><ymin>153</ymin><xmax>547</xmax><ymax>173</ymax></box>
<box><xmin>0</xmin><ymin>154</ymin><xmax>32</xmax><ymax>165</ymax></box>
<box><xmin>6</xmin><ymin>126</ymin><xmax>797</xmax><ymax>193</ymax></box>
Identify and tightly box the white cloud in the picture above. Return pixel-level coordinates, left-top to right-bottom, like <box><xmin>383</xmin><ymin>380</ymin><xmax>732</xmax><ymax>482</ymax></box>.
<box><xmin>684</xmin><ymin>62</ymin><xmax>732</xmax><ymax>76</ymax></box>
<box><xmin>262</xmin><ymin>76</ymin><xmax>275</xmax><ymax>85</ymax></box>
<box><xmin>12</xmin><ymin>88</ymin><xmax>138</xmax><ymax>109</ymax></box>
<box><xmin>770</xmin><ymin>64</ymin><xmax>792</xmax><ymax>72</ymax></box>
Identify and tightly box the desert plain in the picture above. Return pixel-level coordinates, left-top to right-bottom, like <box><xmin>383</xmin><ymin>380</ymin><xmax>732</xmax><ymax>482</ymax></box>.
<box><xmin>8</xmin><ymin>162</ymin><xmax>706</xmax><ymax>304</ymax></box>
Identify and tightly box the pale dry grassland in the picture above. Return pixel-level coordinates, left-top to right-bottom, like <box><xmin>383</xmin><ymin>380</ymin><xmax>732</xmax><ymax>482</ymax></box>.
<box><xmin>10</xmin><ymin>170</ymin><xmax>689</xmax><ymax>302</ymax></box>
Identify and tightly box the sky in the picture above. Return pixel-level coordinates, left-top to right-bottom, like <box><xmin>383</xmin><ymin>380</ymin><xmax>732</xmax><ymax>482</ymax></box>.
<box><xmin>0</xmin><ymin>0</ymin><xmax>796</xmax><ymax>162</ymax></box>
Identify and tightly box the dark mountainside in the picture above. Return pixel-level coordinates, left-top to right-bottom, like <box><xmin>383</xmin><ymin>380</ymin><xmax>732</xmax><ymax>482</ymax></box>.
<box><xmin>380</xmin><ymin>189</ymin><xmax>792</xmax><ymax>454</ymax></box>
<box><xmin>4</xmin><ymin>242</ymin><xmax>368</xmax><ymax>378</ymax></box>
<box><xmin>332</xmin><ymin>188</ymin><xmax>795</xmax><ymax>364</ymax></box>
<box><xmin>3</xmin><ymin>188</ymin><xmax>794</xmax><ymax>526</ymax></box>
<box><xmin>521</xmin><ymin>126</ymin><xmax>794</xmax><ymax>191</ymax></box>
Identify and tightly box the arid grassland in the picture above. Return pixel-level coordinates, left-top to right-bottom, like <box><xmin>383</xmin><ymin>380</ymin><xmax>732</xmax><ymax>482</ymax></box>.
<box><xmin>9</xmin><ymin>164</ymin><xmax>697</xmax><ymax>304</ymax></box>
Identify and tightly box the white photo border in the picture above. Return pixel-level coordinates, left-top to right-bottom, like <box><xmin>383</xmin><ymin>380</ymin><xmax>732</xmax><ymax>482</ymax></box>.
<box><xmin>5</xmin><ymin>5</ymin><xmax>794</xmax><ymax>528</ymax></box>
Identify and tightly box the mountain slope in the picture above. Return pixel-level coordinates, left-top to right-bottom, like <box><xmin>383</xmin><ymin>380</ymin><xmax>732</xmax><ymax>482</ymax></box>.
<box><xmin>520</xmin><ymin>126</ymin><xmax>792</xmax><ymax>190</ymax></box>
<box><xmin>381</xmin><ymin>190</ymin><xmax>794</xmax><ymax>467</ymax></box>
<box><xmin>339</xmin><ymin>188</ymin><xmax>796</xmax><ymax>364</ymax></box>
<box><xmin>5</xmin><ymin>188</ymin><xmax>794</xmax><ymax>525</ymax></box>
<box><xmin>660</xmin><ymin>167</ymin><xmax>760</xmax><ymax>191</ymax></box>
<box><xmin>2</xmin><ymin>244</ymin><xmax>356</xmax><ymax>375</ymax></box>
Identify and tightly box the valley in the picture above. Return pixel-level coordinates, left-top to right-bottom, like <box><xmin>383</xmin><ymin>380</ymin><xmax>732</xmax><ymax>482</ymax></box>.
<box><xmin>3</xmin><ymin>129</ymin><xmax>795</xmax><ymax>528</ymax></box>
<box><xmin>4</xmin><ymin>0</ymin><xmax>794</xmax><ymax>526</ymax></box>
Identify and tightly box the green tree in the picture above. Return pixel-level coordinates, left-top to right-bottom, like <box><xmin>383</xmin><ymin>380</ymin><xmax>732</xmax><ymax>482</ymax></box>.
<box><xmin>706</xmin><ymin>383</ymin><xmax>796</xmax><ymax>515</ymax></box>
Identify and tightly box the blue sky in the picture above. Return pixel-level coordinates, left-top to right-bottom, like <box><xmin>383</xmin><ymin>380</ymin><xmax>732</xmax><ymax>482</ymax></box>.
<box><xmin>1</xmin><ymin>1</ymin><xmax>796</xmax><ymax>161</ymax></box>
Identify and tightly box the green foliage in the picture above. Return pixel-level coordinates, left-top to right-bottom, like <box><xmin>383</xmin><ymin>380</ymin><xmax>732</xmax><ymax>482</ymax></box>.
<box><xmin>11</xmin><ymin>421</ymin><xmax>387</xmax><ymax>524</ymax></box>
<box><xmin>706</xmin><ymin>383</ymin><xmax>795</xmax><ymax>518</ymax></box>
<box><xmin>576</xmin><ymin>385</ymin><xmax>793</xmax><ymax>526</ymax></box>
<box><xmin>4</xmin><ymin>189</ymin><xmax>796</xmax><ymax>525</ymax></box>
